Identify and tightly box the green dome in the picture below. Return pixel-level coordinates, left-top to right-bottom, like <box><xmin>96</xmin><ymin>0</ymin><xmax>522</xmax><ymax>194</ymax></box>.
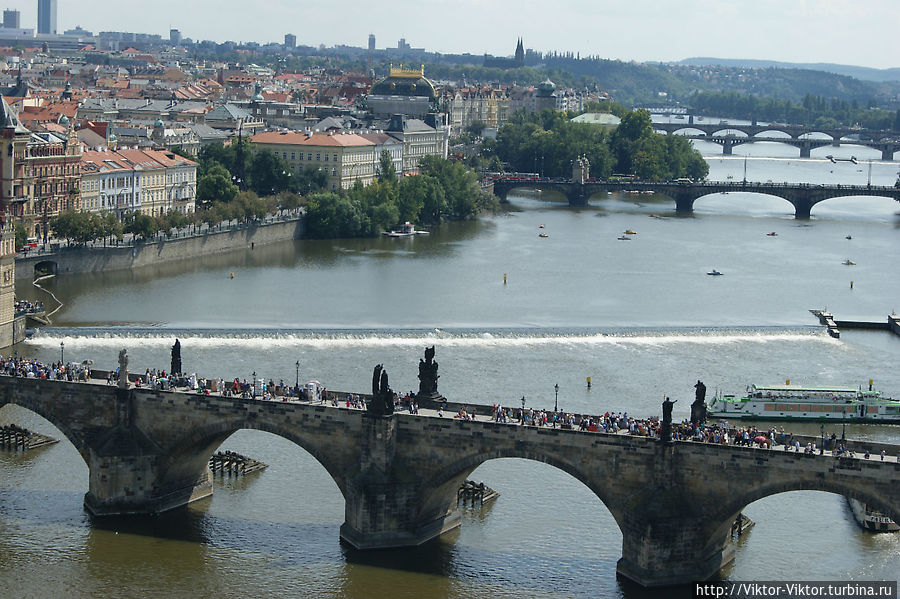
<box><xmin>370</xmin><ymin>66</ymin><xmax>436</xmax><ymax>100</ymax></box>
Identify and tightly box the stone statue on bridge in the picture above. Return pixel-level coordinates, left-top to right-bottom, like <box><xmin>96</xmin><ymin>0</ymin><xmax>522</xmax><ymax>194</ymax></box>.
<box><xmin>691</xmin><ymin>380</ymin><xmax>707</xmax><ymax>427</ymax></box>
<box><xmin>661</xmin><ymin>396</ymin><xmax>676</xmax><ymax>443</ymax></box>
<box><xmin>368</xmin><ymin>364</ymin><xmax>394</xmax><ymax>416</ymax></box>
<box><xmin>417</xmin><ymin>346</ymin><xmax>440</xmax><ymax>399</ymax></box>
<box><xmin>117</xmin><ymin>348</ymin><xmax>129</xmax><ymax>389</ymax></box>
<box><xmin>170</xmin><ymin>339</ymin><xmax>182</xmax><ymax>376</ymax></box>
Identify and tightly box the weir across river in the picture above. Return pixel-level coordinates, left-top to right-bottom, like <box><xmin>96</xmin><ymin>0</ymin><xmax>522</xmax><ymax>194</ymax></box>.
<box><xmin>1</xmin><ymin>372</ymin><xmax>897</xmax><ymax>587</ymax></box>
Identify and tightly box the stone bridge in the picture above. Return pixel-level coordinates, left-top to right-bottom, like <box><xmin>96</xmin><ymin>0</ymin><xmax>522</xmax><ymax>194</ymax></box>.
<box><xmin>1</xmin><ymin>374</ymin><xmax>898</xmax><ymax>587</ymax></box>
<box><xmin>680</xmin><ymin>133</ymin><xmax>897</xmax><ymax>159</ymax></box>
<box><xmin>491</xmin><ymin>179</ymin><xmax>900</xmax><ymax>218</ymax></box>
<box><xmin>652</xmin><ymin>120</ymin><xmax>899</xmax><ymax>142</ymax></box>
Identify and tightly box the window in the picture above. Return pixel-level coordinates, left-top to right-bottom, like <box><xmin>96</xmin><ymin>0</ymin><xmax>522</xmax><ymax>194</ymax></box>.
<box><xmin>291</xmin><ymin>152</ymin><xmax>295</xmax><ymax>160</ymax></box>
<box><xmin>316</xmin><ymin>153</ymin><xmax>320</xmax><ymax>161</ymax></box>
<box><xmin>332</xmin><ymin>168</ymin><xmax>337</xmax><ymax>176</ymax></box>
<box><xmin>324</xmin><ymin>154</ymin><xmax>328</xmax><ymax>162</ymax></box>
<box><xmin>333</xmin><ymin>154</ymin><xmax>338</xmax><ymax>162</ymax></box>
<box><xmin>307</xmin><ymin>153</ymin><xmax>312</xmax><ymax>161</ymax></box>
<box><xmin>299</xmin><ymin>153</ymin><xmax>303</xmax><ymax>161</ymax></box>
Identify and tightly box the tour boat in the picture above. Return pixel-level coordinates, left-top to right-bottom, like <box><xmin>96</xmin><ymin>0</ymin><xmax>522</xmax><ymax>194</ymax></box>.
<box><xmin>847</xmin><ymin>499</ymin><xmax>899</xmax><ymax>532</ymax></box>
<box><xmin>383</xmin><ymin>222</ymin><xmax>429</xmax><ymax>237</ymax></box>
<box><xmin>624</xmin><ymin>230</ymin><xmax>637</xmax><ymax>235</ymax></box>
<box><xmin>707</xmin><ymin>383</ymin><xmax>900</xmax><ymax>422</ymax></box>
<box><xmin>766</xmin><ymin>232</ymin><xmax>778</xmax><ymax>236</ymax></box>
<box><xmin>707</xmin><ymin>270</ymin><xmax>723</xmax><ymax>276</ymax></box>
<box><xmin>842</xmin><ymin>259</ymin><xmax>856</xmax><ymax>265</ymax></box>
<box><xmin>538</xmin><ymin>232</ymin><xmax>549</xmax><ymax>238</ymax></box>
<box><xmin>617</xmin><ymin>235</ymin><xmax>631</xmax><ymax>240</ymax></box>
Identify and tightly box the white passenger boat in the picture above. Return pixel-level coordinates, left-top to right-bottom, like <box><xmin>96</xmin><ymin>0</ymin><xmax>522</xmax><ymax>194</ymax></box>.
<box><xmin>383</xmin><ymin>222</ymin><xmax>429</xmax><ymax>237</ymax></box>
<box><xmin>707</xmin><ymin>383</ymin><xmax>900</xmax><ymax>422</ymax></box>
<box><xmin>847</xmin><ymin>498</ymin><xmax>899</xmax><ymax>532</ymax></box>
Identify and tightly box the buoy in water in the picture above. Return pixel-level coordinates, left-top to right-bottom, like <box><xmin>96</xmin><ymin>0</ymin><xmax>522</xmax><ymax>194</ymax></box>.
<box><xmin>586</xmin><ymin>376</ymin><xmax>591</xmax><ymax>389</ymax></box>
<box><xmin>503</xmin><ymin>273</ymin><xmax>507</xmax><ymax>284</ymax></box>
<box><xmin>230</xmin><ymin>272</ymin><xmax>234</xmax><ymax>279</ymax></box>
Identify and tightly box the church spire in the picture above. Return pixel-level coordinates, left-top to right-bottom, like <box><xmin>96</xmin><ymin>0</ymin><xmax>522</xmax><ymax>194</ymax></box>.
<box><xmin>514</xmin><ymin>38</ymin><xmax>524</xmax><ymax>67</ymax></box>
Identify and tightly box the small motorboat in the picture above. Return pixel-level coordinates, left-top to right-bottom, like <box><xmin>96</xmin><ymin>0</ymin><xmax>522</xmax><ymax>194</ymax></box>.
<box><xmin>842</xmin><ymin>259</ymin><xmax>856</xmax><ymax>266</ymax></box>
<box><xmin>707</xmin><ymin>270</ymin><xmax>723</xmax><ymax>276</ymax></box>
<box><xmin>538</xmin><ymin>232</ymin><xmax>549</xmax><ymax>238</ymax></box>
<box><xmin>766</xmin><ymin>232</ymin><xmax>777</xmax><ymax>236</ymax></box>
<box><xmin>539</xmin><ymin>224</ymin><xmax>545</xmax><ymax>228</ymax></box>
<box><xmin>649</xmin><ymin>214</ymin><xmax>660</xmax><ymax>218</ymax></box>
<box><xmin>624</xmin><ymin>230</ymin><xmax>636</xmax><ymax>235</ymax></box>
<box><xmin>617</xmin><ymin>235</ymin><xmax>631</xmax><ymax>240</ymax></box>
<box><xmin>845</xmin><ymin>235</ymin><xmax>852</xmax><ymax>240</ymax></box>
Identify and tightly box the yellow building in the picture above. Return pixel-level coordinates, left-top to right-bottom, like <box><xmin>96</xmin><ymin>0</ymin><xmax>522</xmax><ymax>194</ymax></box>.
<box><xmin>250</xmin><ymin>131</ymin><xmax>376</xmax><ymax>191</ymax></box>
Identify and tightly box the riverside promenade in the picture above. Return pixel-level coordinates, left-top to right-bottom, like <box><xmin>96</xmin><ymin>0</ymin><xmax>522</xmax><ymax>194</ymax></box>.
<box><xmin>14</xmin><ymin>214</ymin><xmax>305</xmax><ymax>280</ymax></box>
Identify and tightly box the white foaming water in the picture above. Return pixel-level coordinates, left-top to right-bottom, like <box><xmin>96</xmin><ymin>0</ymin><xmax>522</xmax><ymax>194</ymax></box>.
<box><xmin>23</xmin><ymin>327</ymin><xmax>839</xmax><ymax>351</ymax></box>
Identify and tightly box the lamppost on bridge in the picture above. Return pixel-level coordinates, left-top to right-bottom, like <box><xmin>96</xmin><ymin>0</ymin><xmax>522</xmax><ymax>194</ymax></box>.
<box><xmin>554</xmin><ymin>383</ymin><xmax>559</xmax><ymax>413</ymax></box>
<box><xmin>60</xmin><ymin>341</ymin><xmax>64</xmax><ymax>364</ymax></box>
<box><xmin>820</xmin><ymin>423</ymin><xmax>825</xmax><ymax>455</ymax></box>
<box><xmin>252</xmin><ymin>371</ymin><xmax>257</xmax><ymax>399</ymax></box>
<box><xmin>841</xmin><ymin>407</ymin><xmax>846</xmax><ymax>442</ymax></box>
<box><xmin>295</xmin><ymin>360</ymin><xmax>300</xmax><ymax>395</ymax></box>
<box><xmin>520</xmin><ymin>395</ymin><xmax>526</xmax><ymax>424</ymax></box>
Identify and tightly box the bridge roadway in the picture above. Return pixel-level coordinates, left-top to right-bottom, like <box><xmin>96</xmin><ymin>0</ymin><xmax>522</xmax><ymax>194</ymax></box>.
<box><xmin>490</xmin><ymin>179</ymin><xmax>900</xmax><ymax>217</ymax></box>
<box><xmin>1</xmin><ymin>373</ymin><xmax>898</xmax><ymax>587</ymax></box>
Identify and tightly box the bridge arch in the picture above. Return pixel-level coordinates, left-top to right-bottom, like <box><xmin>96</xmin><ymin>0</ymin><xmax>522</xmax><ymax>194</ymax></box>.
<box><xmin>703</xmin><ymin>476</ymin><xmax>900</xmax><ymax>558</ymax></box>
<box><xmin>33</xmin><ymin>260</ymin><xmax>58</xmax><ymax>277</ymax></box>
<box><xmin>751</xmin><ymin>129</ymin><xmax>792</xmax><ymax>139</ymax></box>
<box><xmin>417</xmin><ymin>444</ymin><xmax>625</xmax><ymax>536</ymax></box>
<box><xmin>0</xmin><ymin>395</ymin><xmax>91</xmax><ymax>463</ymax></box>
<box><xmin>157</xmin><ymin>418</ymin><xmax>351</xmax><ymax>500</ymax></box>
<box><xmin>689</xmin><ymin>191</ymin><xmax>797</xmax><ymax>215</ymax></box>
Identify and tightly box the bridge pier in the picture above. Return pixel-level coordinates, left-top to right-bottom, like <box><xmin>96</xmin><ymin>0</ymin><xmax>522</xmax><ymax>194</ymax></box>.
<box><xmin>340</xmin><ymin>413</ymin><xmax>462</xmax><ymax>549</ymax></box>
<box><xmin>882</xmin><ymin>145</ymin><xmax>897</xmax><ymax>161</ymax></box>
<box><xmin>617</xmin><ymin>513</ymin><xmax>734</xmax><ymax>587</ymax></box>
<box><xmin>82</xmin><ymin>388</ymin><xmax>214</xmax><ymax>516</ymax></box>
<box><xmin>799</xmin><ymin>143</ymin><xmax>812</xmax><ymax>159</ymax></box>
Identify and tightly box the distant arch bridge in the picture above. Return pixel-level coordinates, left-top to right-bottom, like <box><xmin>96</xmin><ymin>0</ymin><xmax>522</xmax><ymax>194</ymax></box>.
<box><xmin>490</xmin><ymin>179</ymin><xmax>900</xmax><ymax>218</ymax></box>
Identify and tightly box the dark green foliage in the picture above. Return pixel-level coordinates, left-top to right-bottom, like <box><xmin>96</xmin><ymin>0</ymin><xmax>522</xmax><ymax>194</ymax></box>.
<box><xmin>690</xmin><ymin>91</ymin><xmax>899</xmax><ymax>130</ymax></box>
<box><xmin>496</xmin><ymin>108</ymin><xmax>707</xmax><ymax>181</ymax></box>
<box><xmin>304</xmin><ymin>156</ymin><xmax>494</xmax><ymax>239</ymax></box>
<box><xmin>50</xmin><ymin>211</ymin><xmax>123</xmax><ymax>245</ymax></box>
<box><xmin>14</xmin><ymin>224</ymin><xmax>26</xmax><ymax>250</ymax></box>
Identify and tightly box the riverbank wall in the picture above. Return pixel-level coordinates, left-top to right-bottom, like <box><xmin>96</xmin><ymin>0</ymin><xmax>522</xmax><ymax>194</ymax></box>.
<box><xmin>14</xmin><ymin>217</ymin><xmax>305</xmax><ymax>280</ymax></box>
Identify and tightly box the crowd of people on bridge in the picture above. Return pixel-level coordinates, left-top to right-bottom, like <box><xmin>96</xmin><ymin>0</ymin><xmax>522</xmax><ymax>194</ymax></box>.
<box><xmin>2</xmin><ymin>352</ymin><xmax>896</xmax><ymax>463</ymax></box>
<box><xmin>0</xmin><ymin>355</ymin><xmax>91</xmax><ymax>382</ymax></box>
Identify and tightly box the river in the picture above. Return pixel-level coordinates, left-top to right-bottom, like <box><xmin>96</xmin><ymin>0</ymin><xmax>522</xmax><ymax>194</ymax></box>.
<box><xmin>2</xmin><ymin>140</ymin><xmax>899</xmax><ymax>598</ymax></box>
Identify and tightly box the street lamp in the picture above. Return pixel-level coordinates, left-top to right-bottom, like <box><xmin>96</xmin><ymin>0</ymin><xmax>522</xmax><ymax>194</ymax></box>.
<box><xmin>820</xmin><ymin>423</ymin><xmax>825</xmax><ymax>455</ymax></box>
<box><xmin>295</xmin><ymin>360</ymin><xmax>300</xmax><ymax>395</ymax></box>
<box><xmin>252</xmin><ymin>371</ymin><xmax>257</xmax><ymax>399</ymax></box>
<box><xmin>520</xmin><ymin>395</ymin><xmax>526</xmax><ymax>425</ymax></box>
<box><xmin>841</xmin><ymin>407</ymin><xmax>846</xmax><ymax>441</ymax></box>
<box><xmin>554</xmin><ymin>383</ymin><xmax>559</xmax><ymax>412</ymax></box>
<box><xmin>60</xmin><ymin>341</ymin><xmax>64</xmax><ymax>364</ymax></box>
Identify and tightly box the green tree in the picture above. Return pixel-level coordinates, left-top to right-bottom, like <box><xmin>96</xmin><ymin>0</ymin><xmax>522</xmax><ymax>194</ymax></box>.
<box><xmin>122</xmin><ymin>211</ymin><xmax>159</xmax><ymax>240</ymax></box>
<box><xmin>376</xmin><ymin>150</ymin><xmax>397</xmax><ymax>183</ymax></box>
<box><xmin>249</xmin><ymin>150</ymin><xmax>292</xmax><ymax>197</ymax></box>
<box><xmin>14</xmin><ymin>223</ymin><xmax>27</xmax><ymax>250</ymax></box>
<box><xmin>294</xmin><ymin>165</ymin><xmax>329</xmax><ymax>195</ymax></box>
<box><xmin>197</xmin><ymin>163</ymin><xmax>239</xmax><ymax>206</ymax></box>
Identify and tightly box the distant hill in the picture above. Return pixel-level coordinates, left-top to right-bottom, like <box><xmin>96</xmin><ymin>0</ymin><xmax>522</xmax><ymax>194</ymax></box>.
<box><xmin>679</xmin><ymin>57</ymin><xmax>900</xmax><ymax>83</ymax></box>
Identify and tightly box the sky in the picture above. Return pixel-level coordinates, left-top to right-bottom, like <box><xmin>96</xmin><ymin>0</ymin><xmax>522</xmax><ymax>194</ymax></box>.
<box><xmin>6</xmin><ymin>0</ymin><xmax>899</xmax><ymax>70</ymax></box>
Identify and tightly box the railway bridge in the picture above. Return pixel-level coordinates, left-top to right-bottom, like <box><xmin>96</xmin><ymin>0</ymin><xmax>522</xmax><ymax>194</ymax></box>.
<box><xmin>1</xmin><ymin>372</ymin><xmax>898</xmax><ymax>587</ymax></box>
